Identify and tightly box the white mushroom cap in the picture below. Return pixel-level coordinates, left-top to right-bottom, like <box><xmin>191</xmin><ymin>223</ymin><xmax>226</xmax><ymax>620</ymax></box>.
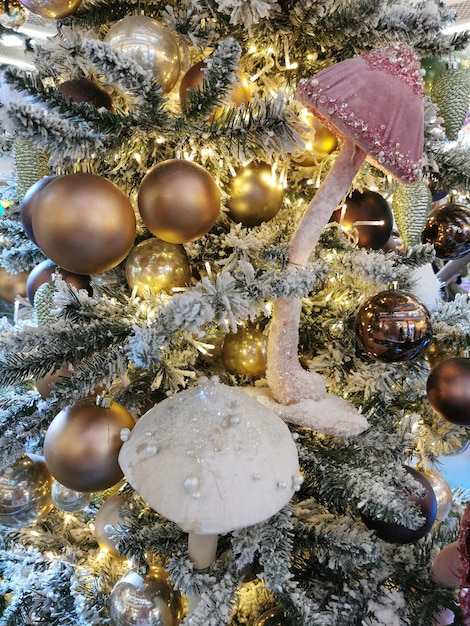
<box><xmin>118</xmin><ymin>377</ymin><xmax>301</xmax><ymax>535</ymax></box>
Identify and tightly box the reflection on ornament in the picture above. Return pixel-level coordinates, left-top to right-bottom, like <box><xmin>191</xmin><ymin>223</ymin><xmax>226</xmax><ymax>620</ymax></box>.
<box><xmin>26</xmin><ymin>258</ymin><xmax>91</xmax><ymax>305</ymax></box>
<box><xmin>44</xmin><ymin>395</ymin><xmax>136</xmax><ymax>493</ymax></box>
<box><xmin>179</xmin><ymin>59</ymin><xmax>250</xmax><ymax>119</ymax></box>
<box><xmin>51</xmin><ymin>480</ymin><xmax>90</xmax><ymax>512</ymax></box>
<box><xmin>421</xmin><ymin>202</ymin><xmax>470</xmax><ymax>259</ymax></box>
<box><xmin>255</xmin><ymin>606</ymin><xmax>289</xmax><ymax>626</ymax></box>
<box><xmin>125</xmin><ymin>238</ymin><xmax>191</xmax><ymax>296</ymax></box>
<box><xmin>425</xmin><ymin>340</ymin><xmax>456</xmax><ymax>369</ymax></box>
<box><xmin>441</xmin><ymin>438</ymin><xmax>470</xmax><ymax>457</ymax></box>
<box><xmin>421</xmin><ymin>468</ymin><xmax>452</xmax><ymax>521</ymax></box>
<box><xmin>19</xmin><ymin>0</ymin><xmax>82</xmax><ymax>19</ymax></box>
<box><xmin>58</xmin><ymin>78</ymin><xmax>114</xmax><ymax>111</ymax></box>
<box><xmin>104</xmin><ymin>15</ymin><xmax>180</xmax><ymax>94</ymax></box>
<box><xmin>427</xmin><ymin>356</ymin><xmax>470</xmax><ymax>426</ymax></box>
<box><xmin>0</xmin><ymin>267</ymin><xmax>28</xmax><ymax>304</ymax></box>
<box><xmin>0</xmin><ymin>454</ymin><xmax>53</xmax><ymax>527</ymax></box>
<box><xmin>355</xmin><ymin>288</ymin><xmax>432</xmax><ymax>362</ymax></box>
<box><xmin>331</xmin><ymin>190</ymin><xmax>393</xmax><ymax>250</ymax></box>
<box><xmin>221</xmin><ymin>325</ymin><xmax>267</xmax><ymax>378</ymax></box>
<box><xmin>0</xmin><ymin>0</ymin><xmax>27</xmax><ymax>28</ymax></box>
<box><xmin>293</xmin><ymin>109</ymin><xmax>338</xmax><ymax>166</ymax></box>
<box><xmin>109</xmin><ymin>567</ymin><xmax>183</xmax><ymax>626</ymax></box>
<box><xmin>30</xmin><ymin>173</ymin><xmax>136</xmax><ymax>275</ymax></box>
<box><xmin>138</xmin><ymin>159</ymin><xmax>220</xmax><ymax>244</ymax></box>
<box><xmin>362</xmin><ymin>466</ymin><xmax>437</xmax><ymax>544</ymax></box>
<box><xmin>226</xmin><ymin>162</ymin><xmax>284</xmax><ymax>227</ymax></box>
<box><xmin>94</xmin><ymin>493</ymin><xmax>128</xmax><ymax>558</ymax></box>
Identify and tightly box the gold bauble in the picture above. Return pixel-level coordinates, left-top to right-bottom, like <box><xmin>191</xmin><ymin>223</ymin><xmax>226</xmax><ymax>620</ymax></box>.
<box><xmin>293</xmin><ymin>110</ymin><xmax>338</xmax><ymax>166</ymax></box>
<box><xmin>421</xmin><ymin>468</ymin><xmax>453</xmax><ymax>521</ymax></box>
<box><xmin>43</xmin><ymin>396</ymin><xmax>136</xmax><ymax>493</ymax></box>
<box><xmin>425</xmin><ymin>340</ymin><xmax>456</xmax><ymax>369</ymax></box>
<box><xmin>138</xmin><ymin>159</ymin><xmax>220</xmax><ymax>244</ymax></box>
<box><xmin>30</xmin><ymin>173</ymin><xmax>136</xmax><ymax>275</ymax></box>
<box><xmin>94</xmin><ymin>493</ymin><xmax>128</xmax><ymax>558</ymax></box>
<box><xmin>34</xmin><ymin>362</ymin><xmax>73</xmax><ymax>398</ymax></box>
<box><xmin>0</xmin><ymin>454</ymin><xmax>53</xmax><ymax>527</ymax></box>
<box><xmin>0</xmin><ymin>267</ymin><xmax>28</xmax><ymax>304</ymax></box>
<box><xmin>227</xmin><ymin>162</ymin><xmax>284</xmax><ymax>227</ymax></box>
<box><xmin>125</xmin><ymin>238</ymin><xmax>191</xmax><ymax>296</ymax></box>
<box><xmin>21</xmin><ymin>176</ymin><xmax>58</xmax><ymax>243</ymax></box>
<box><xmin>221</xmin><ymin>324</ymin><xmax>267</xmax><ymax>378</ymax></box>
<box><xmin>19</xmin><ymin>0</ymin><xmax>81</xmax><ymax>19</ymax></box>
<box><xmin>0</xmin><ymin>0</ymin><xmax>27</xmax><ymax>29</ymax></box>
<box><xmin>179</xmin><ymin>59</ymin><xmax>250</xmax><ymax>119</ymax></box>
<box><xmin>104</xmin><ymin>15</ymin><xmax>180</xmax><ymax>94</ymax></box>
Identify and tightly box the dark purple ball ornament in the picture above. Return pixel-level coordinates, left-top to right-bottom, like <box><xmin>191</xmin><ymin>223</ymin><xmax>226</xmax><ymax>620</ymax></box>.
<box><xmin>421</xmin><ymin>202</ymin><xmax>470</xmax><ymax>259</ymax></box>
<box><xmin>355</xmin><ymin>288</ymin><xmax>432</xmax><ymax>362</ymax></box>
<box><xmin>427</xmin><ymin>356</ymin><xmax>470</xmax><ymax>426</ymax></box>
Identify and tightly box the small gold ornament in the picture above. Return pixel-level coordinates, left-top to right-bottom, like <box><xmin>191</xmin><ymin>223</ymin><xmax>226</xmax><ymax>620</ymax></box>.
<box><xmin>94</xmin><ymin>492</ymin><xmax>128</xmax><ymax>558</ymax></box>
<box><xmin>392</xmin><ymin>181</ymin><xmax>433</xmax><ymax>247</ymax></box>
<box><xmin>221</xmin><ymin>324</ymin><xmax>268</xmax><ymax>378</ymax></box>
<box><xmin>0</xmin><ymin>454</ymin><xmax>53</xmax><ymax>527</ymax></box>
<box><xmin>425</xmin><ymin>340</ymin><xmax>456</xmax><ymax>369</ymax></box>
<box><xmin>19</xmin><ymin>0</ymin><xmax>81</xmax><ymax>19</ymax></box>
<box><xmin>226</xmin><ymin>162</ymin><xmax>284</xmax><ymax>227</ymax></box>
<box><xmin>0</xmin><ymin>267</ymin><xmax>28</xmax><ymax>304</ymax></box>
<box><xmin>104</xmin><ymin>15</ymin><xmax>180</xmax><ymax>94</ymax></box>
<box><xmin>421</xmin><ymin>468</ymin><xmax>453</xmax><ymax>521</ymax></box>
<box><xmin>293</xmin><ymin>109</ymin><xmax>338</xmax><ymax>166</ymax></box>
<box><xmin>125</xmin><ymin>238</ymin><xmax>191</xmax><ymax>296</ymax></box>
<box><xmin>0</xmin><ymin>0</ymin><xmax>27</xmax><ymax>29</ymax></box>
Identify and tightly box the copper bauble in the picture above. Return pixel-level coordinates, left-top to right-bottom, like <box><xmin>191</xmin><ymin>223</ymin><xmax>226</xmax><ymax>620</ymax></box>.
<box><xmin>226</xmin><ymin>162</ymin><xmax>284</xmax><ymax>227</ymax></box>
<box><xmin>104</xmin><ymin>15</ymin><xmax>180</xmax><ymax>94</ymax></box>
<box><xmin>356</xmin><ymin>289</ymin><xmax>432</xmax><ymax>362</ymax></box>
<box><xmin>331</xmin><ymin>189</ymin><xmax>393</xmax><ymax>249</ymax></box>
<box><xmin>426</xmin><ymin>356</ymin><xmax>470</xmax><ymax>425</ymax></box>
<box><xmin>34</xmin><ymin>362</ymin><xmax>73</xmax><ymax>398</ymax></box>
<box><xmin>0</xmin><ymin>267</ymin><xmax>28</xmax><ymax>304</ymax></box>
<box><xmin>293</xmin><ymin>110</ymin><xmax>338</xmax><ymax>166</ymax></box>
<box><xmin>421</xmin><ymin>202</ymin><xmax>470</xmax><ymax>259</ymax></box>
<box><xmin>31</xmin><ymin>173</ymin><xmax>136</xmax><ymax>275</ymax></box>
<box><xmin>362</xmin><ymin>466</ymin><xmax>437</xmax><ymax>544</ymax></box>
<box><xmin>431</xmin><ymin>542</ymin><xmax>460</xmax><ymax>587</ymax></box>
<box><xmin>179</xmin><ymin>59</ymin><xmax>250</xmax><ymax>119</ymax></box>
<box><xmin>19</xmin><ymin>0</ymin><xmax>81</xmax><ymax>18</ymax></box>
<box><xmin>422</xmin><ymin>468</ymin><xmax>452</xmax><ymax>521</ymax></box>
<box><xmin>26</xmin><ymin>258</ymin><xmax>91</xmax><ymax>305</ymax></box>
<box><xmin>21</xmin><ymin>176</ymin><xmax>58</xmax><ymax>244</ymax></box>
<box><xmin>255</xmin><ymin>607</ymin><xmax>289</xmax><ymax>626</ymax></box>
<box><xmin>94</xmin><ymin>493</ymin><xmax>128</xmax><ymax>558</ymax></box>
<box><xmin>0</xmin><ymin>0</ymin><xmax>28</xmax><ymax>28</ymax></box>
<box><xmin>125</xmin><ymin>238</ymin><xmax>191</xmax><ymax>296</ymax></box>
<box><xmin>0</xmin><ymin>454</ymin><xmax>53</xmax><ymax>527</ymax></box>
<box><xmin>58</xmin><ymin>78</ymin><xmax>114</xmax><ymax>111</ymax></box>
<box><xmin>109</xmin><ymin>567</ymin><xmax>183</xmax><ymax>626</ymax></box>
<box><xmin>221</xmin><ymin>325</ymin><xmax>267</xmax><ymax>378</ymax></box>
<box><xmin>43</xmin><ymin>396</ymin><xmax>135</xmax><ymax>492</ymax></box>
<box><xmin>138</xmin><ymin>159</ymin><xmax>220</xmax><ymax>244</ymax></box>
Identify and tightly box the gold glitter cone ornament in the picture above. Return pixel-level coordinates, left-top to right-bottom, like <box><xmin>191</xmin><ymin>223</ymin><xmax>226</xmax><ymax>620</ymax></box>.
<box><xmin>431</xmin><ymin>66</ymin><xmax>470</xmax><ymax>141</ymax></box>
<box><xmin>392</xmin><ymin>180</ymin><xmax>432</xmax><ymax>247</ymax></box>
<box><xmin>13</xmin><ymin>139</ymin><xmax>50</xmax><ymax>201</ymax></box>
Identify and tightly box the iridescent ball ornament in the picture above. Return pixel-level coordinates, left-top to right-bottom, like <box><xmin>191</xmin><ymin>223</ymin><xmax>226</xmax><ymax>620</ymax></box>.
<box><xmin>125</xmin><ymin>238</ymin><xmax>191</xmax><ymax>296</ymax></box>
<box><xmin>0</xmin><ymin>0</ymin><xmax>28</xmax><ymax>29</ymax></box>
<box><xmin>221</xmin><ymin>324</ymin><xmax>268</xmax><ymax>378</ymax></box>
<box><xmin>18</xmin><ymin>0</ymin><xmax>82</xmax><ymax>18</ymax></box>
<box><xmin>104</xmin><ymin>15</ymin><xmax>180</xmax><ymax>94</ymax></box>
<box><xmin>355</xmin><ymin>288</ymin><xmax>432</xmax><ymax>362</ymax></box>
<box><xmin>0</xmin><ymin>454</ymin><xmax>53</xmax><ymax>528</ymax></box>
<box><xmin>0</xmin><ymin>267</ymin><xmax>28</xmax><ymax>304</ymax></box>
<box><xmin>138</xmin><ymin>159</ymin><xmax>220</xmax><ymax>244</ymax></box>
<box><xmin>44</xmin><ymin>395</ymin><xmax>135</xmax><ymax>493</ymax></box>
<box><xmin>421</xmin><ymin>202</ymin><xmax>470</xmax><ymax>259</ymax></box>
<box><xmin>426</xmin><ymin>356</ymin><xmax>470</xmax><ymax>426</ymax></box>
<box><xmin>109</xmin><ymin>567</ymin><xmax>183</xmax><ymax>626</ymax></box>
<box><xmin>51</xmin><ymin>480</ymin><xmax>91</xmax><ymax>512</ymax></box>
<box><xmin>226</xmin><ymin>162</ymin><xmax>285</xmax><ymax>227</ymax></box>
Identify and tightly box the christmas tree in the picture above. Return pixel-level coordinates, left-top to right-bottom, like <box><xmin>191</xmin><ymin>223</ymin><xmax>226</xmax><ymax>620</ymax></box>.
<box><xmin>0</xmin><ymin>0</ymin><xmax>470</xmax><ymax>624</ymax></box>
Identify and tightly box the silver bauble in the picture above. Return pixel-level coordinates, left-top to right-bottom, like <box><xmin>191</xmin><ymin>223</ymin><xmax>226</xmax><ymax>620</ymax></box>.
<box><xmin>422</xmin><ymin>468</ymin><xmax>453</xmax><ymax>521</ymax></box>
<box><xmin>51</xmin><ymin>480</ymin><xmax>91</xmax><ymax>512</ymax></box>
<box><xmin>104</xmin><ymin>15</ymin><xmax>180</xmax><ymax>93</ymax></box>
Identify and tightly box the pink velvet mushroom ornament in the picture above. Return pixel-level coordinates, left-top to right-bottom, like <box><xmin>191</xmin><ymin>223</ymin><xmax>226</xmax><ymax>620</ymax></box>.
<box><xmin>265</xmin><ymin>44</ymin><xmax>425</xmax><ymax>436</ymax></box>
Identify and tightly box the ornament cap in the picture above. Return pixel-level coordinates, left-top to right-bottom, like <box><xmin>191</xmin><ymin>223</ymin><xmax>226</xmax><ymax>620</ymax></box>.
<box><xmin>96</xmin><ymin>392</ymin><xmax>113</xmax><ymax>408</ymax></box>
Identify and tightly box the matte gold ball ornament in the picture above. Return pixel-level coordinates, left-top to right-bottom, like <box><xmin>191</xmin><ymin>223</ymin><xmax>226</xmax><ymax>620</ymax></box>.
<box><xmin>43</xmin><ymin>395</ymin><xmax>136</xmax><ymax>493</ymax></box>
<box><xmin>21</xmin><ymin>176</ymin><xmax>59</xmax><ymax>244</ymax></box>
<box><xmin>0</xmin><ymin>454</ymin><xmax>53</xmax><ymax>527</ymax></box>
<box><xmin>94</xmin><ymin>492</ymin><xmax>129</xmax><ymax>558</ymax></box>
<box><xmin>104</xmin><ymin>15</ymin><xmax>180</xmax><ymax>94</ymax></box>
<box><xmin>18</xmin><ymin>0</ymin><xmax>81</xmax><ymax>19</ymax></box>
<box><xmin>221</xmin><ymin>324</ymin><xmax>268</xmax><ymax>378</ymax></box>
<box><xmin>29</xmin><ymin>173</ymin><xmax>137</xmax><ymax>275</ymax></box>
<box><xmin>138</xmin><ymin>159</ymin><xmax>220</xmax><ymax>244</ymax></box>
<box><xmin>0</xmin><ymin>0</ymin><xmax>28</xmax><ymax>29</ymax></box>
<box><xmin>0</xmin><ymin>267</ymin><xmax>28</xmax><ymax>304</ymax></box>
<box><xmin>125</xmin><ymin>238</ymin><xmax>191</xmax><ymax>296</ymax></box>
<box><xmin>226</xmin><ymin>162</ymin><xmax>285</xmax><ymax>227</ymax></box>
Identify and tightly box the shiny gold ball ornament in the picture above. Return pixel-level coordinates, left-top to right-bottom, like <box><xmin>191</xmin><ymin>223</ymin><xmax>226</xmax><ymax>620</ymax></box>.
<box><xmin>94</xmin><ymin>493</ymin><xmax>128</xmax><ymax>558</ymax></box>
<box><xmin>355</xmin><ymin>288</ymin><xmax>432</xmax><ymax>362</ymax></box>
<box><xmin>43</xmin><ymin>395</ymin><xmax>136</xmax><ymax>493</ymax></box>
<box><xmin>226</xmin><ymin>162</ymin><xmax>285</xmax><ymax>227</ymax></box>
<box><xmin>421</xmin><ymin>202</ymin><xmax>470</xmax><ymax>260</ymax></box>
<box><xmin>392</xmin><ymin>181</ymin><xmax>433</xmax><ymax>247</ymax></box>
<box><xmin>0</xmin><ymin>0</ymin><xmax>27</xmax><ymax>30</ymax></box>
<box><xmin>125</xmin><ymin>238</ymin><xmax>191</xmax><ymax>296</ymax></box>
<box><xmin>221</xmin><ymin>324</ymin><xmax>268</xmax><ymax>378</ymax></box>
<box><xmin>30</xmin><ymin>173</ymin><xmax>136</xmax><ymax>275</ymax></box>
<box><xmin>293</xmin><ymin>109</ymin><xmax>338</xmax><ymax>166</ymax></box>
<box><xmin>51</xmin><ymin>480</ymin><xmax>90</xmax><ymax>512</ymax></box>
<box><xmin>104</xmin><ymin>15</ymin><xmax>180</xmax><ymax>94</ymax></box>
<box><xmin>109</xmin><ymin>567</ymin><xmax>183</xmax><ymax>626</ymax></box>
<box><xmin>18</xmin><ymin>0</ymin><xmax>81</xmax><ymax>19</ymax></box>
<box><xmin>138</xmin><ymin>159</ymin><xmax>220</xmax><ymax>244</ymax></box>
<box><xmin>0</xmin><ymin>454</ymin><xmax>53</xmax><ymax>528</ymax></box>
<box><xmin>0</xmin><ymin>267</ymin><xmax>28</xmax><ymax>304</ymax></box>
<box><xmin>421</xmin><ymin>468</ymin><xmax>453</xmax><ymax>521</ymax></box>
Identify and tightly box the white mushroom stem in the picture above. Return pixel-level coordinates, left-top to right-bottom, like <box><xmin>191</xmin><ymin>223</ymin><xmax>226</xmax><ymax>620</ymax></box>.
<box><xmin>267</xmin><ymin>139</ymin><xmax>367</xmax><ymax>405</ymax></box>
<box><xmin>188</xmin><ymin>532</ymin><xmax>219</xmax><ymax>570</ymax></box>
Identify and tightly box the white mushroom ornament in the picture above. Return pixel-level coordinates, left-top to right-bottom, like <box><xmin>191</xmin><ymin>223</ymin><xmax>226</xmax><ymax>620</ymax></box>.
<box><xmin>118</xmin><ymin>377</ymin><xmax>301</xmax><ymax>601</ymax></box>
<box><xmin>265</xmin><ymin>44</ymin><xmax>425</xmax><ymax>436</ymax></box>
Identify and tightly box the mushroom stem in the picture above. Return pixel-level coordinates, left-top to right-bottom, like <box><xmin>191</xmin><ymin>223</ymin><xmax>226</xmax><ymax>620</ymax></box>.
<box><xmin>188</xmin><ymin>532</ymin><xmax>218</xmax><ymax>570</ymax></box>
<box><xmin>267</xmin><ymin>139</ymin><xmax>366</xmax><ymax>404</ymax></box>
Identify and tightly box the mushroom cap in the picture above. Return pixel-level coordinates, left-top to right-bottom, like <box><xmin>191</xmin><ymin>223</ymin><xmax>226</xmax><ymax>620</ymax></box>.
<box><xmin>297</xmin><ymin>45</ymin><xmax>424</xmax><ymax>183</ymax></box>
<box><xmin>118</xmin><ymin>377</ymin><xmax>300</xmax><ymax>535</ymax></box>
